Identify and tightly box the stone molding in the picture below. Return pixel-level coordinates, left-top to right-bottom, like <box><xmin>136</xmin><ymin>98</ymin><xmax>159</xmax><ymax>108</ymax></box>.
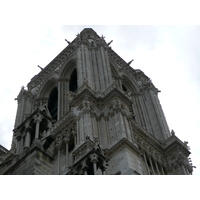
<box><xmin>105</xmin><ymin>137</ymin><xmax>140</xmax><ymax>158</ymax></box>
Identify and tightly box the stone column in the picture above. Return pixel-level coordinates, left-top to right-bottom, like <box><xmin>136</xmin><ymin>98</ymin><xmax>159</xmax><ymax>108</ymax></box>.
<box><xmin>35</xmin><ymin>120</ymin><xmax>40</xmax><ymax>139</ymax></box>
<box><xmin>100</xmin><ymin>46</ymin><xmax>108</xmax><ymax>89</ymax></box>
<box><xmin>16</xmin><ymin>137</ymin><xmax>21</xmax><ymax>155</ymax></box>
<box><xmin>155</xmin><ymin>161</ymin><xmax>160</xmax><ymax>175</ymax></box>
<box><xmin>90</xmin><ymin>153</ymin><xmax>98</xmax><ymax>175</ymax></box>
<box><xmin>65</xmin><ymin>79</ymin><xmax>70</xmax><ymax>112</ymax></box>
<box><xmin>104</xmin><ymin>48</ymin><xmax>112</xmax><ymax>86</ymax></box>
<box><xmin>104</xmin><ymin>115</ymin><xmax>111</xmax><ymax>145</ymax></box>
<box><xmin>143</xmin><ymin>153</ymin><xmax>150</xmax><ymax>175</ymax></box>
<box><xmin>57</xmin><ymin>79</ymin><xmax>61</xmax><ymax>121</ymax></box>
<box><xmin>181</xmin><ymin>164</ymin><xmax>187</xmax><ymax>175</ymax></box>
<box><xmin>91</xmin><ymin>49</ymin><xmax>100</xmax><ymax>90</ymax></box>
<box><xmin>24</xmin><ymin>129</ymin><xmax>31</xmax><ymax>149</ymax></box>
<box><xmin>83</xmin><ymin>165</ymin><xmax>88</xmax><ymax>175</ymax></box>
<box><xmin>161</xmin><ymin>166</ymin><xmax>165</xmax><ymax>175</ymax></box>
<box><xmin>118</xmin><ymin>112</ymin><xmax>126</xmax><ymax>139</ymax></box>
<box><xmin>64</xmin><ymin>133</ymin><xmax>69</xmax><ymax>169</ymax></box>
<box><xmin>93</xmin><ymin>161</ymin><xmax>97</xmax><ymax>175</ymax></box>
<box><xmin>65</xmin><ymin>142</ymin><xmax>69</xmax><ymax>169</ymax></box>
<box><xmin>185</xmin><ymin>167</ymin><xmax>190</xmax><ymax>175</ymax></box>
<box><xmin>123</xmin><ymin>114</ymin><xmax>132</xmax><ymax>141</ymax></box>
<box><xmin>101</xmin><ymin>164</ymin><xmax>107</xmax><ymax>175</ymax></box>
<box><xmin>82</xmin><ymin>160</ymin><xmax>88</xmax><ymax>175</ymax></box>
<box><xmin>128</xmin><ymin>120</ymin><xmax>135</xmax><ymax>143</ymax></box>
<box><xmin>84</xmin><ymin>170</ymin><xmax>88</xmax><ymax>175</ymax></box>
<box><xmin>75</xmin><ymin>116</ymin><xmax>80</xmax><ymax>146</ymax></box>
<box><xmin>20</xmin><ymin>136</ymin><xmax>24</xmax><ymax>154</ymax></box>
<box><xmin>57</xmin><ymin>148</ymin><xmax>61</xmax><ymax>175</ymax></box>
<box><xmin>96</xmin><ymin>48</ymin><xmax>104</xmax><ymax>90</ymax></box>
<box><xmin>55</xmin><ymin>134</ymin><xmax>63</xmax><ymax>175</ymax></box>
<box><xmin>149</xmin><ymin>157</ymin><xmax>155</xmax><ymax>175</ymax></box>
<box><xmin>118</xmin><ymin>77</ymin><xmax>123</xmax><ymax>90</ymax></box>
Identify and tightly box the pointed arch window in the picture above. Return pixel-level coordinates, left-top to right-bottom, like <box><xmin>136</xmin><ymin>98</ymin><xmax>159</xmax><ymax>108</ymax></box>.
<box><xmin>68</xmin><ymin>134</ymin><xmax>75</xmax><ymax>153</ymax></box>
<box><xmin>48</xmin><ymin>87</ymin><xmax>58</xmax><ymax>120</ymax></box>
<box><xmin>30</xmin><ymin>119</ymin><xmax>36</xmax><ymax>146</ymax></box>
<box><xmin>122</xmin><ymin>84</ymin><xmax>128</xmax><ymax>92</ymax></box>
<box><xmin>69</xmin><ymin>68</ymin><xmax>77</xmax><ymax>92</ymax></box>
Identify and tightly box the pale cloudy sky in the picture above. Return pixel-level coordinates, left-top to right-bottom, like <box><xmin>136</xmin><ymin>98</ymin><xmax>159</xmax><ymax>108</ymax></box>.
<box><xmin>0</xmin><ymin>25</ymin><xmax>199</xmax><ymax>176</ymax></box>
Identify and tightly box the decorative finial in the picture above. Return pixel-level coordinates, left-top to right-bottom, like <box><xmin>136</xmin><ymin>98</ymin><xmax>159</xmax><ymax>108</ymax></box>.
<box><xmin>127</xmin><ymin>59</ymin><xmax>134</xmax><ymax>65</ymax></box>
<box><xmin>107</xmin><ymin>40</ymin><xmax>113</xmax><ymax>46</ymax></box>
<box><xmin>101</xmin><ymin>35</ymin><xmax>105</xmax><ymax>40</ymax></box>
<box><xmin>37</xmin><ymin>65</ymin><xmax>43</xmax><ymax>70</ymax></box>
<box><xmin>86</xmin><ymin>135</ymin><xmax>90</xmax><ymax>140</ymax></box>
<box><xmin>171</xmin><ymin>129</ymin><xmax>175</xmax><ymax>136</ymax></box>
<box><xmin>65</xmin><ymin>39</ymin><xmax>71</xmax><ymax>44</ymax></box>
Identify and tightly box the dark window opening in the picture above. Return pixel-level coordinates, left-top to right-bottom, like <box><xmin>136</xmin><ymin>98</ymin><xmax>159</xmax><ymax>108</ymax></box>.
<box><xmin>162</xmin><ymin>166</ymin><xmax>167</xmax><ymax>175</ymax></box>
<box><xmin>76</xmin><ymin>165</ymin><xmax>84</xmax><ymax>175</ymax></box>
<box><xmin>152</xmin><ymin>158</ymin><xmax>158</xmax><ymax>174</ymax></box>
<box><xmin>129</xmin><ymin>105</ymin><xmax>135</xmax><ymax>120</ymax></box>
<box><xmin>156</xmin><ymin>162</ymin><xmax>163</xmax><ymax>175</ymax></box>
<box><xmin>122</xmin><ymin>84</ymin><xmax>127</xmax><ymax>92</ymax></box>
<box><xmin>69</xmin><ymin>69</ymin><xmax>78</xmax><ymax>92</ymax></box>
<box><xmin>146</xmin><ymin>154</ymin><xmax>151</xmax><ymax>168</ymax></box>
<box><xmin>68</xmin><ymin>134</ymin><xmax>75</xmax><ymax>153</ymax></box>
<box><xmin>48</xmin><ymin>87</ymin><xmax>58</xmax><ymax>120</ymax></box>
<box><xmin>30</xmin><ymin>120</ymin><xmax>36</xmax><ymax>146</ymax></box>
<box><xmin>39</xmin><ymin>119</ymin><xmax>48</xmax><ymax>139</ymax></box>
<box><xmin>86</xmin><ymin>159</ymin><xmax>94</xmax><ymax>175</ymax></box>
<box><xmin>22</xmin><ymin>135</ymin><xmax>26</xmax><ymax>147</ymax></box>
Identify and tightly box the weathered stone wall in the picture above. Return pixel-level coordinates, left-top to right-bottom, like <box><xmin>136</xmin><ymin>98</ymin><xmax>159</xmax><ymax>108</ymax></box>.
<box><xmin>4</xmin><ymin>148</ymin><xmax>53</xmax><ymax>175</ymax></box>
<box><xmin>107</xmin><ymin>147</ymin><xmax>143</xmax><ymax>175</ymax></box>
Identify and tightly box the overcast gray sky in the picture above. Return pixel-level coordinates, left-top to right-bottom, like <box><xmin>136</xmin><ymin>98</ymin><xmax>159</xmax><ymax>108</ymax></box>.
<box><xmin>0</xmin><ymin>25</ymin><xmax>199</xmax><ymax>175</ymax></box>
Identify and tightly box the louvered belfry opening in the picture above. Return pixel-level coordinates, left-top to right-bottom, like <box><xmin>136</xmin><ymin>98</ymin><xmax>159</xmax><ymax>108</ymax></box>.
<box><xmin>48</xmin><ymin>87</ymin><xmax>58</xmax><ymax>120</ymax></box>
<box><xmin>69</xmin><ymin>68</ymin><xmax>77</xmax><ymax>92</ymax></box>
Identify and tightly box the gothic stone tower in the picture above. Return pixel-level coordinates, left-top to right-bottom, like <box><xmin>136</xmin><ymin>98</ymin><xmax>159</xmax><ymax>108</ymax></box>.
<box><xmin>0</xmin><ymin>28</ymin><xmax>193</xmax><ymax>175</ymax></box>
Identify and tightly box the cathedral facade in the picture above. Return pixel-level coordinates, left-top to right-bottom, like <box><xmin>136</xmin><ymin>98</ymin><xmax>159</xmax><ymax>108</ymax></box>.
<box><xmin>0</xmin><ymin>28</ymin><xmax>193</xmax><ymax>175</ymax></box>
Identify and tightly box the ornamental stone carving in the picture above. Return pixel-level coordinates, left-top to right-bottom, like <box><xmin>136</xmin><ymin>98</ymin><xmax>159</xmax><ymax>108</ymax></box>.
<box><xmin>90</xmin><ymin>153</ymin><xmax>98</xmax><ymax>163</ymax></box>
<box><xmin>54</xmin><ymin>134</ymin><xmax>63</xmax><ymax>150</ymax></box>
